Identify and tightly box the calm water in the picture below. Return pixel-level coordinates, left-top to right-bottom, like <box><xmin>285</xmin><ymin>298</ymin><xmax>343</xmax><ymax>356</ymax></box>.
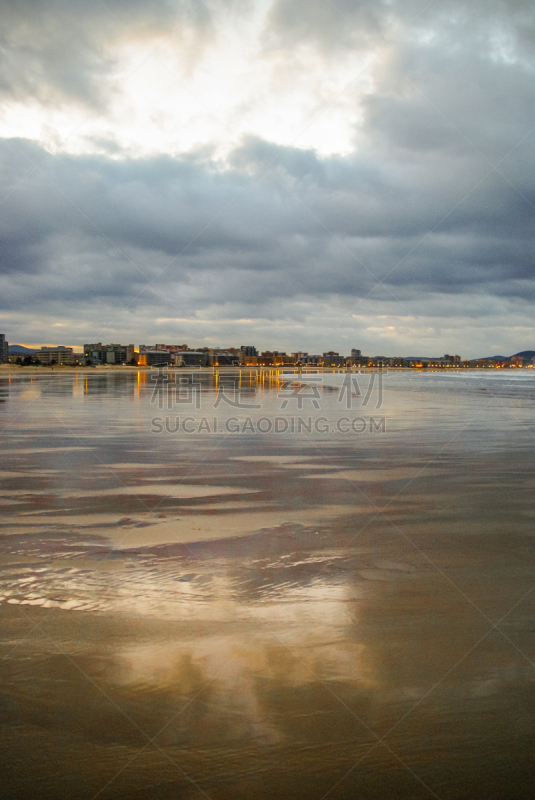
<box><xmin>1</xmin><ymin>368</ymin><xmax>535</xmax><ymax>799</ymax></box>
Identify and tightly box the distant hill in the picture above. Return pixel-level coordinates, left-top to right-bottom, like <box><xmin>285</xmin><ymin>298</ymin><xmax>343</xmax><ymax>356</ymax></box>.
<box><xmin>8</xmin><ymin>345</ymin><xmax>36</xmax><ymax>355</ymax></box>
<box><xmin>476</xmin><ymin>351</ymin><xmax>535</xmax><ymax>362</ymax></box>
<box><xmin>401</xmin><ymin>351</ymin><xmax>534</xmax><ymax>363</ymax></box>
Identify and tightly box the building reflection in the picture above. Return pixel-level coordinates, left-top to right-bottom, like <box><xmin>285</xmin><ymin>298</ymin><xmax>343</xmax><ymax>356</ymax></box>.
<box><xmin>0</xmin><ymin>378</ymin><xmax>9</xmax><ymax>403</ymax></box>
<box><xmin>83</xmin><ymin>372</ymin><xmax>138</xmax><ymax>396</ymax></box>
<box><xmin>39</xmin><ymin>376</ymin><xmax>75</xmax><ymax>396</ymax></box>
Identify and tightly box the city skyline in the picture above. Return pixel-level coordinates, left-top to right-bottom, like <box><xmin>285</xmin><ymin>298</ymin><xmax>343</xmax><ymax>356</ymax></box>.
<box><xmin>0</xmin><ymin>334</ymin><xmax>535</xmax><ymax>366</ymax></box>
<box><xmin>4</xmin><ymin>337</ymin><xmax>534</xmax><ymax>361</ymax></box>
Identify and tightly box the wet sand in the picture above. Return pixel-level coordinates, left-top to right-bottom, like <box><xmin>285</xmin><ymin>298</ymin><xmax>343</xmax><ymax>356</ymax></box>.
<box><xmin>1</xmin><ymin>369</ymin><xmax>535</xmax><ymax>798</ymax></box>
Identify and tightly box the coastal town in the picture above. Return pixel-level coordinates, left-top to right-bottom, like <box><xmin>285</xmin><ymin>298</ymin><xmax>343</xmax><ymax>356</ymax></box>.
<box><xmin>1</xmin><ymin>333</ymin><xmax>534</xmax><ymax>369</ymax></box>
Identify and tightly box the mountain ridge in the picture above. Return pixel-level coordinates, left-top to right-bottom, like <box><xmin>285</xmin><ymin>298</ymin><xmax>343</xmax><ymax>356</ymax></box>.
<box><xmin>8</xmin><ymin>345</ymin><xmax>36</xmax><ymax>355</ymax></box>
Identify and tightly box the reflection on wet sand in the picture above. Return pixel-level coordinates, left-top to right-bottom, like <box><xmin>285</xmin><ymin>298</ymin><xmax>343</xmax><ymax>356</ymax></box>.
<box><xmin>1</xmin><ymin>370</ymin><xmax>535</xmax><ymax>798</ymax></box>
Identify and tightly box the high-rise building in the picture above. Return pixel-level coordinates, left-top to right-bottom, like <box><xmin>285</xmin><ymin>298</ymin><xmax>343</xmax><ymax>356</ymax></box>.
<box><xmin>239</xmin><ymin>346</ymin><xmax>258</xmax><ymax>365</ymax></box>
<box><xmin>349</xmin><ymin>348</ymin><xmax>368</xmax><ymax>366</ymax></box>
<box><xmin>0</xmin><ymin>334</ymin><xmax>8</xmax><ymax>363</ymax></box>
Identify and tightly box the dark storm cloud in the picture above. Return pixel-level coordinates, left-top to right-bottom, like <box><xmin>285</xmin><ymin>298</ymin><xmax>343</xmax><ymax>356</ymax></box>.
<box><xmin>0</xmin><ymin>0</ymin><xmax>534</xmax><ymax>349</ymax></box>
<box><xmin>1</xmin><ymin>117</ymin><xmax>533</xmax><ymax>313</ymax></box>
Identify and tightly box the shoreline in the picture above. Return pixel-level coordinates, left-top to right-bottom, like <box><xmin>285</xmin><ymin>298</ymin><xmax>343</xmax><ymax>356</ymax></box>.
<box><xmin>0</xmin><ymin>364</ymin><xmax>142</xmax><ymax>374</ymax></box>
<box><xmin>0</xmin><ymin>363</ymin><xmax>531</xmax><ymax>375</ymax></box>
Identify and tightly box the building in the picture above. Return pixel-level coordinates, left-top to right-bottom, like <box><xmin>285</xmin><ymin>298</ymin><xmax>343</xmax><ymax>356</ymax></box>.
<box><xmin>104</xmin><ymin>344</ymin><xmax>135</xmax><ymax>364</ymax></box>
<box><xmin>370</xmin><ymin>356</ymin><xmax>390</xmax><ymax>367</ymax></box>
<box><xmin>0</xmin><ymin>334</ymin><xmax>8</xmax><ymax>364</ymax></box>
<box><xmin>347</xmin><ymin>350</ymin><xmax>369</xmax><ymax>367</ymax></box>
<box><xmin>401</xmin><ymin>359</ymin><xmax>425</xmax><ymax>368</ymax></box>
<box><xmin>173</xmin><ymin>351</ymin><xmax>210</xmax><ymax>367</ymax></box>
<box><xmin>397</xmin><ymin>356</ymin><xmax>462</xmax><ymax>368</ymax></box>
<box><xmin>258</xmin><ymin>351</ymin><xmax>274</xmax><ymax>366</ymax></box>
<box><xmin>35</xmin><ymin>346</ymin><xmax>74</xmax><ymax>365</ymax></box>
<box><xmin>83</xmin><ymin>343</ymin><xmax>135</xmax><ymax>364</ymax></box>
<box><xmin>239</xmin><ymin>353</ymin><xmax>258</xmax><ymax>366</ymax></box>
<box><xmin>209</xmin><ymin>349</ymin><xmax>240</xmax><ymax>366</ymax></box>
<box><xmin>137</xmin><ymin>350</ymin><xmax>174</xmax><ymax>366</ymax></box>
<box><xmin>320</xmin><ymin>352</ymin><xmax>346</xmax><ymax>367</ymax></box>
<box><xmin>83</xmin><ymin>343</ymin><xmax>104</xmax><ymax>362</ymax></box>
<box><xmin>140</xmin><ymin>344</ymin><xmax>189</xmax><ymax>354</ymax></box>
<box><xmin>240</xmin><ymin>346</ymin><xmax>258</xmax><ymax>364</ymax></box>
<box><xmin>257</xmin><ymin>351</ymin><xmax>294</xmax><ymax>366</ymax></box>
<box><xmin>466</xmin><ymin>357</ymin><xmax>509</xmax><ymax>369</ymax></box>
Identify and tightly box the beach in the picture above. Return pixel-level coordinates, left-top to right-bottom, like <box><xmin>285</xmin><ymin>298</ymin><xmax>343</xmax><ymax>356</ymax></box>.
<box><xmin>1</xmin><ymin>369</ymin><xmax>535</xmax><ymax>798</ymax></box>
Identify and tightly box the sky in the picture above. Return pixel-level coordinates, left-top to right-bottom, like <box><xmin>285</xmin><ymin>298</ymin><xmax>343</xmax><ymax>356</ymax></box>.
<box><xmin>0</xmin><ymin>0</ymin><xmax>533</xmax><ymax>358</ymax></box>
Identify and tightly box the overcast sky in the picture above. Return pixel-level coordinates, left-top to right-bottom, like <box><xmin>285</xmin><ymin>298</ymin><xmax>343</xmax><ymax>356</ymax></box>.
<box><xmin>0</xmin><ymin>0</ymin><xmax>533</xmax><ymax>357</ymax></box>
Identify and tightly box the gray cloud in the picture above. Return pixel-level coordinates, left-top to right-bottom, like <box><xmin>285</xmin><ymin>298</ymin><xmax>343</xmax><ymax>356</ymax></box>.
<box><xmin>0</xmin><ymin>0</ymin><xmax>534</xmax><ymax>355</ymax></box>
<box><xmin>0</xmin><ymin>0</ymin><xmax>247</xmax><ymax>106</ymax></box>
<box><xmin>1</xmin><ymin>127</ymin><xmax>533</xmax><ymax>305</ymax></box>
